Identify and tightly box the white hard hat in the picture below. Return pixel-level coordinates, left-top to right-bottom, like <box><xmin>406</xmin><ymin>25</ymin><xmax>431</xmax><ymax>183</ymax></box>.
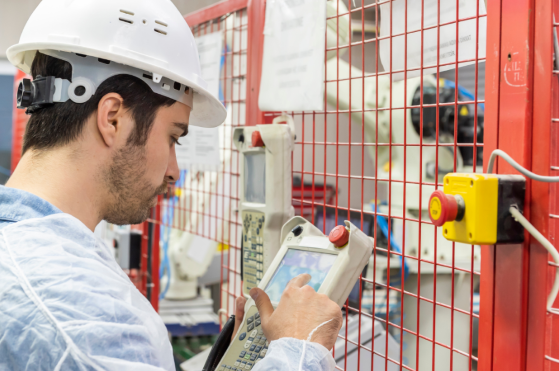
<box><xmin>6</xmin><ymin>0</ymin><xmax>226</xmax><ymax>128</ymax></box>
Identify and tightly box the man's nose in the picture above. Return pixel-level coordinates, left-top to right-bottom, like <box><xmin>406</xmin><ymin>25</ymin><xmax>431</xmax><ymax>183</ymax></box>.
<box><xmin>166</xmin><ymin>146</ymin><xmax>180</xmax><ymax>182</ymax></box>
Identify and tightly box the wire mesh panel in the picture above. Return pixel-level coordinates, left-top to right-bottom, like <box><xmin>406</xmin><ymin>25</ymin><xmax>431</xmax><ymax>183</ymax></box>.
<box><xmin>155</xmin><ymin>5</ymin><xmax>249</xmax><ymax>321</ymax></box>
<box><xmin>283</xmin><ymin>1</ymin><xmax>485</xmax><ymax>370</ymax></box>
<box><xmin>166</xmin><ymin>0</ymin><xmax>486</xmax><ymax>369</ymax></box>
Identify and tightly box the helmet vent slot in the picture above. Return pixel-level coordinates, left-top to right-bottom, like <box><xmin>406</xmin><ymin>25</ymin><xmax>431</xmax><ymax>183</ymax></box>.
<box><xmin>173</xmin><ymin>82</ymin><xmax>181</xmax><ymax>91</ymax></box>
<box><xmin>185</xmin><ymin>87</ymin><xmax>190</xmax><ymax>95</ymax></box>
<box><xmin>119</xmin><ymin>18</ymin><xmax>133</xmax><ymax>25</ymax></box>
<box><xmin>142</xmin><ymin>73</ymin><xmax>153</xmax><ymax>80</ymax></box>
<box><xmin>98</xmin><ymin>58</ymin><xmax>110</xmax><ymax>65</ymax></box>
<box><xmin>155</xmin><ymin>20</ymin><xmax>168</xmax><ymax>27</ymax></box>
<box><xmin>76</xmin><ymin>53</ymin><xmax>87</xmax><ymax>58</ymax></box>
<box><xmin>120</xmin><ymin>9</ymin><xmax>135</xmax><ymax>16</ymax></box>
<box><xmin>154</xmin><ymin>28</ymin><xmax>167</xmax><ymax>35</ymax></box>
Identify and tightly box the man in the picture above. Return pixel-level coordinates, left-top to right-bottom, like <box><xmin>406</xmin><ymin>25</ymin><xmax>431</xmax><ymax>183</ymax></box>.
<box><xmin>0</xmin><ymin>0</ymin><xmax>342</xmax><ymax>370</ymax></box>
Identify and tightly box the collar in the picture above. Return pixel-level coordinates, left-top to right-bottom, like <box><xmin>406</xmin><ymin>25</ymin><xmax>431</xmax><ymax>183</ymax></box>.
<box><xmin>0</xmin><ymin>185</ymin><xmax>62</xmax><ymax>224</ymax></box>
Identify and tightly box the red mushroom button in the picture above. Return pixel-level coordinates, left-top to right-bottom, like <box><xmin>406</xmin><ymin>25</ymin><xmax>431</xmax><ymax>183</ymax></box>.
<box><xmin>329</xmin><ymin>225</ymin><xmax>349</xmax><ymax>248</ymax></box>
<box><xmin>429</xmin><ymin>190</ymin><xmax>459</xmax><ymax>227</ymax></box>
<box><xmin>252</xmin><ymin>131</ymin><xmax>264</xmax><ymax>147</ymax></box>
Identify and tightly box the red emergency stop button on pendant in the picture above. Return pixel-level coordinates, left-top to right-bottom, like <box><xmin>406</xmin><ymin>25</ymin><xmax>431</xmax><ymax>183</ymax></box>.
<box><xmin>252</xmin><ymin>131</ymin><xmax>264</xmax><ymax>147</ymax></box>
<box><xmin>429</xmin><ymin>190</ymin><xmax>459</xmax><ymax>227</ymax></box>
<box><xmin>329</xmin><ymin>225</ymin><xmax>349</xmax><ymax>248</ymax></box>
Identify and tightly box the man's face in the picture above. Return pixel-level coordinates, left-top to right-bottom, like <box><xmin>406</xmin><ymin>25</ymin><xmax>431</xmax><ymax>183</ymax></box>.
<box><xmin>103</xmin><ymin>102</ymin><xmax>189</xmax><ymax>225</ymax></box>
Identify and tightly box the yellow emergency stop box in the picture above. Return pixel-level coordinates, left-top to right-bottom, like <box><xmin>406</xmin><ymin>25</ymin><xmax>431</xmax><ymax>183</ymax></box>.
<box><xmin>442</xmin><ymin>174</ymin><xmax>498</xmax><ymax>244</ymax></box>
<box><xmin>437</xmin><ymin>173</ymin><xmax>525</xmax><ymax>245</ymax></box>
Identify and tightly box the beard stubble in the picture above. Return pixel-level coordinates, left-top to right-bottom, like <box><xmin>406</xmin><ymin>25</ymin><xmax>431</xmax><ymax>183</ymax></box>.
<box><xmin>103</xmin><ymin>145</ymin><xmax>168</xmax><ymax>225</ymax></box>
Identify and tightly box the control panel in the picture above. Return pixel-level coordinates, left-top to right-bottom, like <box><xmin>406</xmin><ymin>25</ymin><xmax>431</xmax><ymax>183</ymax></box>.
<box><xmin>429</xmin><ymin>173</ymin><xmax>525</xmax><ymax>244</ymax></box>
<box><xmin>233</xmin><ymin>115</ymin><xmax>295</xmax><ymax>296</ymax></box>
<box><xmin>214</xmin><ymin>216</ymin><xmax>374</xmax><ymax>370</ymax></box>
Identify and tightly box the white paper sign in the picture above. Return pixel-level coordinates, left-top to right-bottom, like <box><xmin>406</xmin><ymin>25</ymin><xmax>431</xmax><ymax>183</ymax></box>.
<box><xmin>187</xmin><ymin>235</ymin><xmax>216</xmax><ymax>264</ymax></box>
<box><xmin>258</xmin><ymin>0</ymin><xmax>326</xmax><ymax>111</ymax></box>
<box><xmin>379</xmin><ymin>0</ymin><xmax>487</xmax><ymax>81</ymax></box>
<box><xmin>195</xmin><ymin>32</ymin><xmax>223</xmax><ymax>97</ymax></box>
<box><xmin>176</xmin><ymin>32</ymin><xmax>223</xmax><ymax>170</ymax></box>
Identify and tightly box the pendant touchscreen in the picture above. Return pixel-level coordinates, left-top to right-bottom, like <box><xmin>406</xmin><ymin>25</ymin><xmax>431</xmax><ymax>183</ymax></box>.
<box><xmin>233</xmin><ymin>115</ymin><xmax>295</xmax><ymax>296</ymax></box>
<box><xmin>214</xmin><ymin>216</ymin><xmax>373</xmax><ymax>370</ymax></box>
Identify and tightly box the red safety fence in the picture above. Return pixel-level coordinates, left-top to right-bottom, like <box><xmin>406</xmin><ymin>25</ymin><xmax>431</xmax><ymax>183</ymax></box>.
<box><xmin>174</xmin><ymin>0</ymin><xmax>488</xmax><ymax>369</ymax></box>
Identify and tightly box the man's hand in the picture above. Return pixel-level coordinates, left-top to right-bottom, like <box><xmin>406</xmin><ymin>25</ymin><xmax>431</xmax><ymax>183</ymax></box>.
<box><xmin>232</xmin><ymin>296</ymin><xmax>247</xmax><ymax>343</ymax></box>
<box><xmin>249</xmin><ymin>274</ymin><xmax>342</xmax><ymax>350</ymax></box>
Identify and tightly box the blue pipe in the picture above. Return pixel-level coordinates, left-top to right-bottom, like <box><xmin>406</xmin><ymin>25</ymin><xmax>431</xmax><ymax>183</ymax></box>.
<box><xmin>159</xmin><ymin>170</ymin><xmax>188</xmax><ymax>300</ymax></box>
<box><xmin>370</xmin><ymin>203</ymin><xmax>410</xmax><ymax>280</ymax></box>
<box><xmin>441</xmin><ymin>79</ymin><xmax>485</xmax><ymax>111</ymax></box>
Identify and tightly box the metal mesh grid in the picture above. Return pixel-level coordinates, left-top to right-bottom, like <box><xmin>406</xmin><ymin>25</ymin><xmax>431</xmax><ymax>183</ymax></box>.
<box><xmin>281</xmin><ymin>1</ymin><xmax>485</xmax><ymax>370</ymax></box>
<box><xmin>152</xmin><ymin>8</ymin><xmax>249</xmax><ymax>320</ymax></box>
<box><xmin>156</xmin><ymin>1</ymin><xmax>487</xmax><ymax>370</ymax></box>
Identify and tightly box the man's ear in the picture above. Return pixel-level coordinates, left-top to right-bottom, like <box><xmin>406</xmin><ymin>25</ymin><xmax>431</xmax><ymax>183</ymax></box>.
<box><xmin>97</xmin><ymin>93</ymin><xmax>125</xmax><ymax>148</ymax></box>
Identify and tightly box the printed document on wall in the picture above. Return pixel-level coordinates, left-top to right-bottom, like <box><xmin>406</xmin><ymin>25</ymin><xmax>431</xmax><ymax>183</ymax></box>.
<box><xmin>379</xmin><ymin>0</ymin><xmax>487</xmax><ymax>81</ymax></box>
<box><xmin>176</xmin><ymin>32</ymin><xmax>223</xmax><ymax>170</ymax></box>
<box><xmin>258</xmin><ymin>0</ymin><xmax>326</xmax><ymax>111</ymax></box>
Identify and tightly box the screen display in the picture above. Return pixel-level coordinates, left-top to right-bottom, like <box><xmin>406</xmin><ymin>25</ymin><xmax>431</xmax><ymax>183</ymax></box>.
<box><xmin>244</xmin><ymin>152</ymin><xmax>266</xmax><ymax>203</ymax></box>
<box><xmin>265</xmin><ymin>249</ymin><xmax>337</xmax><ymax>303</ymax></box>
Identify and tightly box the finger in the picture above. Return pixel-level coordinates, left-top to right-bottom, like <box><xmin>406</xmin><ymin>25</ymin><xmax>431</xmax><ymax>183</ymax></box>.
<box><xmin>286</xmin><ymin>273</ymin><xmax>312</xmax><ymax>289</ymax></box>
<box><xmin>231</xmin><ymin>296</ymin><xmax>247</xmax><ymax>342</ymax></box>
<box><xmin>249</xmin><ymin>288</ymin><xmax>274</xmax><ymax>323</ymax></box>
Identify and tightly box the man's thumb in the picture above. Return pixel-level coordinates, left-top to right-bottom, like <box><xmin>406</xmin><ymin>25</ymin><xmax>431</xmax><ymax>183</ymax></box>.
<box><xmin>249</xmin><ymin>288</ymin><xmax>274</xmax><ymax>322</ymax></box>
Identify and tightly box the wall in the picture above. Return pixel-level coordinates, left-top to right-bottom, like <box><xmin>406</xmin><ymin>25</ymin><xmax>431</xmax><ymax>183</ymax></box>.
<box><xmin>0</xmin><ymin>73</ymin><xmax>14</xmax><ymax>184</ymax></box>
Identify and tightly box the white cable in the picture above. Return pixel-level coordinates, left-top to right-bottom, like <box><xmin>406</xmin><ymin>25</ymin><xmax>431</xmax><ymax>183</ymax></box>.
<box><xmin>487</xmin><ymin>149</ymin><xmax>559</xmax><ymax>182</ymax></box>
<box><xmin>488</xmin><ymin>149</ymin><xmax>559</xmax><ymax>312</ymax></box>
<box><xmin>509</xmin><ymin>206</ymin><xmax>559</xmax><ymax>312</ymax></box>
<box><xmin>298</xmin><ymin>318</ymin><xmax>335</xmax><ymax>371</ymax></box>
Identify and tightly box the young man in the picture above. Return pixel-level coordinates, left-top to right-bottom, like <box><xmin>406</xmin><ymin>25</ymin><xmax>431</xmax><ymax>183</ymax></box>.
<box><xmin>0</xmin><ymin>0</ymin><xmax>342</xmax><ymax>370</ymax></box>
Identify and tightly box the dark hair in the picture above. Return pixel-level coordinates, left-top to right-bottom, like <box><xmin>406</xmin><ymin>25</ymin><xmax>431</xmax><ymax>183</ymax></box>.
<box><xmin>22</xmin><ymin>52</ymin><xmax>176</xmax><ymax>154</ymax></box>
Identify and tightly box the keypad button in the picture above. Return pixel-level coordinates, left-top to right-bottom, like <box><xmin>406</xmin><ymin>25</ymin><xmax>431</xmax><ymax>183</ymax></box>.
<box><xmin>246</xmin><ymin>363</ymin><xmax>253</xmax><ymax>370</ymax></box>
<box><xmin>235</xmin><ymin>360</ymin><xmax>240</xmax><ymax>366</ymax></box>
<box><xmin>244</xmin><ymin>340</ymin><xmax>252</xmax><ymax>349</ymax></box>
<box><xmin>244</xmin><ymin>354</ymin><xmax>251</xmax><ymax>360</ymax></box>
<box><xmin>261</xmin><ymin>348</ymin><xmax>268</xmax><ymax>356</ymax></box>
<box><xmin>258</xmin><ymin>329</ymin><xmax>264</xmax><ymax>335</ymax></box>
<box><xmin>255</xmin><ymin>346</ymin><xmax>262</xmax><ymax>353</ymax></box>
<box><xmin>250</xmin><ymin>330</ymin><xmax>258</xmax><ymax>338</ymax></box>
<box><xmin>250</xmin><ymin>354</ymin><xmax>258</xmax><ymax>361</ymax></box>
<box><xmin>255</xmin><ymin>319</ymin><xmax>261</xmax><ymax>327</ymax></box>
<box><xmin>249</xmin><ymin>344</ymin><xmax>256</xmax><ymax>351</ymax></box>
<box><xmin>239</xmin><ymin>332</ymin><xmax>246</xmax><ymax>341</ymax></box>
<box><xmin>255</xmin><ymin>336</ymin><xmax>261</xmax><ymax>342</ymax></box>
<box><xmin>247</xmin><ymin>316</ymin><xmax>254</xmax><ymax>324</ymax></box>
<box><xmin>247</xmin><ymin>323</ymin><xmax>254</xmax><ymax>332</ymax></box>
<box><xmin>239</xmin><ymin>351</ymin><xmax>246</xmax><ymax>357</ymax></box>
<box><xmin>255</xmin><ymin>312</ymin><xmax>260</xmax><ymax>319</ymax></box>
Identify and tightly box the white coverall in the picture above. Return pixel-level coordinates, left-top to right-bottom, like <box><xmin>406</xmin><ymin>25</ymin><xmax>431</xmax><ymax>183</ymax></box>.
<box><xmin>0</xmin><ymin>188</ymin><xmax>335</xmax><ymax>370</ymax></box>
